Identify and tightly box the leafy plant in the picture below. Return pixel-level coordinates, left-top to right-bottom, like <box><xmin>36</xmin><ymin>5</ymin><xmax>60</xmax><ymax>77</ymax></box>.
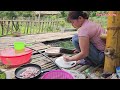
<box><xmin>59</xmin><ymin>20</ymin><xmax>66</xmax><ymax>27</ymax></box>
<box><xmin>59</xmin><ymin>41</ymin><xmax>74</xmax><ymax>50</ymax></box>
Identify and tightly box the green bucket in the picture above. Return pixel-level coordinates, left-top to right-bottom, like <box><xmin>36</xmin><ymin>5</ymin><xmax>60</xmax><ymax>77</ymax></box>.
<box><xmin>14</xmin><ymin>42</ymin><xmax>32</xmax><ymax>50</ymax></box>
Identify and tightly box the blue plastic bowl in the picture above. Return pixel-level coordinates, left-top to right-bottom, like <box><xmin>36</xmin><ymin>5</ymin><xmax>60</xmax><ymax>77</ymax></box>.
<box><xmin>116</xmin><ymin>66</ymin><xmax>120</xmax><ymax>77</ymax></box>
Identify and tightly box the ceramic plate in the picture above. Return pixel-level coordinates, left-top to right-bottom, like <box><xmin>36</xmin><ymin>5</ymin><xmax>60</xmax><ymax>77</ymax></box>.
<box><xmin>55</xmin><ymin>56</ymin><xmax>76</xmax><ymax>68</ymax></box>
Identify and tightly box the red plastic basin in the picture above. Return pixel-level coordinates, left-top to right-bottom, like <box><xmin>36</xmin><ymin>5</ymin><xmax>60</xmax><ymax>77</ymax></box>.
<box><xmin>0</xmin><ymin>48</ymin><xmax>33</xmax><ymax>67</ymax></box>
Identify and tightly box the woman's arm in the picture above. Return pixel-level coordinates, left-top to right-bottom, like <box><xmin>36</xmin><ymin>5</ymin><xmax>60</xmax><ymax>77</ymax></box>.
<box><xmin>64</xmin><ymin>36</ymin><xmax>89</xmax><ymax>61</ymax></box>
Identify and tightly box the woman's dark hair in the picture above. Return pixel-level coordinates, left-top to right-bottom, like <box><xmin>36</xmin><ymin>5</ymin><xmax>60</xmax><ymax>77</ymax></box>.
<box><xmin>67</xmin><ymin>11</ymin><xmax>89</xmax><ymax>22</ymax></box>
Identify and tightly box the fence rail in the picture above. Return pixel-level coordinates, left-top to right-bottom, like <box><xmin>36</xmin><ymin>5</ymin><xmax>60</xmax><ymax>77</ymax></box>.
<box><xmin>0</xmin><ymin>19</ymin><xmax>65</xmax><ymax>36</ymax></box>
<box><xmin>0</xmin><ymin>17</ymin><xmax>107</xmax><ymax>37</ymax></box>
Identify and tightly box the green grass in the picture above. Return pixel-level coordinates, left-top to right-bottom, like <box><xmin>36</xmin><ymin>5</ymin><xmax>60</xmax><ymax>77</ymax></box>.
<box><xmin>58</xmin><ymin>41</ymin><xmax>75</xmax><ymax>50</ymax></box>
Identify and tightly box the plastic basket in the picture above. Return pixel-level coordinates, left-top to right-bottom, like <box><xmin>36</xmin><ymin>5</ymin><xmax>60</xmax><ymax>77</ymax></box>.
<box><xmin>41</xmin><ymin>70</ymin><xmax>74</xmax><ymax>79</ymax></box>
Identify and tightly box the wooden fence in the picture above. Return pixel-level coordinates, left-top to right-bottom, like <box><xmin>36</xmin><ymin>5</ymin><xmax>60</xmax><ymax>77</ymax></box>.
<box><xmin>0</xmin><ymin>18</ymin><xmax>65</xmax><ymax>36</ymax></box>
<box><xmin>0</xmin><ymin>17</ymin><xmax>107</xmax><ymax>37</ymax></box>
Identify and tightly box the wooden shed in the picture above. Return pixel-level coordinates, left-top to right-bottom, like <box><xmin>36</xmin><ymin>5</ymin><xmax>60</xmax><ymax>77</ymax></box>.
<box><xmin>34</xmin><ymin>11</ymin><xmax>61</xmax><ymax>16</ymax></box>
<box><xmin>34</xmin><ymin>11</ymin><xmax>61</xmax><ymax>20</ymax></box>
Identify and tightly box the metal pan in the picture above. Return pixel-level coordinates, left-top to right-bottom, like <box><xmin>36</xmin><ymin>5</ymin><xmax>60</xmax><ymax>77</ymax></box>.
<box><xmin>60</xmin><ymin>48</ymin><xmax>74</xmax><ymax>54</ymax></box>
<box><xmin>15</xmin><ymin>63</ymin><xmax>42</xmax><ymax>79</ymax></box>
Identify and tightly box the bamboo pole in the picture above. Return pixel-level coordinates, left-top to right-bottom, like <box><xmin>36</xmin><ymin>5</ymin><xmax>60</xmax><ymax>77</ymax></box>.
<box><xmin>6</xmin><ymin>21</ymin><xmax>10</xmax><ymax>35</ymax></box>
<box><xmin>38</xmin><ymin>12</ymin><xmax>41</xmax><ymax>33</ymax></box>
<box><xmin>104</xmin><ymin>11</ymin><xmax>120</xmax><ymax>73</ymax></box>
<box><xmin>1</xmin><ymin>18</ymin><xmax>4</xmax><ymax>35</ymax></box>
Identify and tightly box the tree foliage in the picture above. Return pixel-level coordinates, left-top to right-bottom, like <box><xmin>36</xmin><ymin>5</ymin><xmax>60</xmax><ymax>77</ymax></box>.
<box><xmin>89</xmin><ymin>11</ymin><xmax>108</xmax><ymax>17</ymax></box>
<box><xmin>59</xmin><ymin>11</ymin><xmax>69</xmax><ymax>20</ymax></box>
<box><xmin>0</xmin><ymin>11</ymin><xmax>33</xmax><ymax>19</ymax></box>
<box><xmin>0</xmin><ymin>11</ymin><xmax>108</xmax><ymax>20</ymax></box>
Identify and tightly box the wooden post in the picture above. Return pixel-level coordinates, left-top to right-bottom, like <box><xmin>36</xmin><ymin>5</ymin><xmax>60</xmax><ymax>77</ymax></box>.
<box><xmin>104</xmin><ymin>11</ymin><xmax>120</xmax><ymax>73</ymax></box>
<box><xmin>6</xmin><ymin>21</ymin><xmax>10</xmax><ymax>35</ymax></box>
<box><xmin>38</xmin><ymin>12</ymin><xmax>41</xmax><ymax>33</ymax></box>
<box><xmin>38</xmin><ymin>11</ymin><xmax>41</xmax><ymax>22</ymax></box>
<box><xmin>1</xmin><ymin>18</ymin><xmax>4</xmax><ymax>35</ymax></box>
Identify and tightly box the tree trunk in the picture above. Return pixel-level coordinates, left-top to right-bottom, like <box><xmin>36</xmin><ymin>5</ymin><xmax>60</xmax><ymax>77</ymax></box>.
<box><xmin>104</xmin><ymin>11</ymin><xmax>120</xmax><ymax>73</ymax></box>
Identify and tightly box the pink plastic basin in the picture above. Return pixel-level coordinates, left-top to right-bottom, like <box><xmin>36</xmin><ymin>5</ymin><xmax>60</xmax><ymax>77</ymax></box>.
<box><xmin>0</xmin><ymin>48</ymin><xmax>33</xmax><ymax>67</ymax></box>
<box><xmin>41</xmin><ymin>70</ymin><xmax>74</xmax><ymax>79</ymax></box>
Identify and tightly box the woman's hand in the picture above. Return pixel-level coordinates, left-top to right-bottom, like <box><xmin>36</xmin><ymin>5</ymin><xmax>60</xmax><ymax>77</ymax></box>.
<box><xmin>73</xmin><ymin>49</ymin><xmax>79</xmax><ymax>54</ymax></box>
<box><xmin>63</xmin><ymin>55</ymin><xmax>72</xmax><ymax>62</ymax></box>
<box><xmin>100</xmin><ymin>34</ymin><xmax>107</xmax><ymax>40</ymax></box>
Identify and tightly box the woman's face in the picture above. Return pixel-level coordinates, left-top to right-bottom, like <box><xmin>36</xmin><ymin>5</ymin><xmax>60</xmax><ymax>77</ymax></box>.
<box><xmin>70</xmin><ymin>16</ymin><xmax>85</xmax><ymax>29</ymax></box>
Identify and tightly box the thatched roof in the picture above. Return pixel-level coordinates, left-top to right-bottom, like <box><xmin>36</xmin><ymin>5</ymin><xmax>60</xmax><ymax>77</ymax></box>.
<box><xmin>34</xmin><ymin>11</ymin><xmax>61</xmax><ymax>15</ymax></box>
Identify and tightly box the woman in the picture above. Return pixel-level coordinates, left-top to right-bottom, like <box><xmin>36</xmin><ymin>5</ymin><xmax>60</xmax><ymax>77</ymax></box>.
<box><xmin>63</xmin><ymin>11</ymin><xmax>106</xmax><ymax>66</ymax></box>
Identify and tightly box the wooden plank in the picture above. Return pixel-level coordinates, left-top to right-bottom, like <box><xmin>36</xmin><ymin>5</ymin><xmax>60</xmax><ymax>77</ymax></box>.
<box><xmin>77</xmin><ymin>65</ymin><xmax>90</xmax><ymax>72</ymax></box>
<box><xmin>69</xmin><ymin>64</ymin><xmax>82</xmax><ymax>70</ymax></box>
<box><xmin>27</xmin><ymin>43</ymin><xmax>49</xmax><ymax>51</ymax></box>
<box><xmin>82</xmin><ymin>66</ymin><xmax>94</xmax><ymax>73</ymax></box>
<box><xmin>30</xmin><ymin>58</ymin><xmax>41</xmax><ymax>63</ymax></box>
